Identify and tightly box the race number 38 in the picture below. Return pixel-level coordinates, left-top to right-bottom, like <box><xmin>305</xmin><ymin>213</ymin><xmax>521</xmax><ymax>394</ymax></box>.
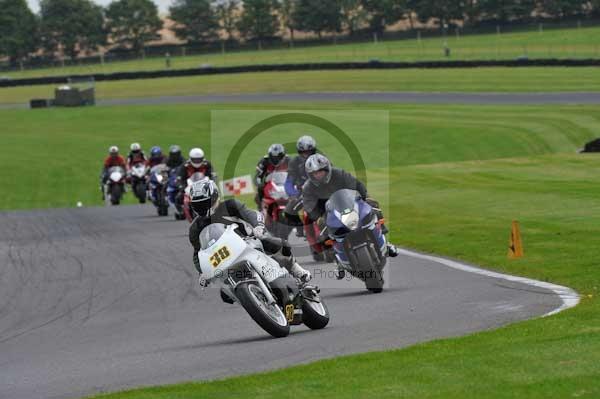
<box><xmin>210</xmin><ymin>246</ymin><xmax>231</xmax><ymax>267</ymax></box>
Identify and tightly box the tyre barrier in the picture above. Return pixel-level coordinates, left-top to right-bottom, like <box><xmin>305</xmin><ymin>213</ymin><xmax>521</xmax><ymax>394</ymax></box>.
<box><xmin>3</xmin><ymin>59</ymin><xmax>600</xmax><ymax>88</ymax></box>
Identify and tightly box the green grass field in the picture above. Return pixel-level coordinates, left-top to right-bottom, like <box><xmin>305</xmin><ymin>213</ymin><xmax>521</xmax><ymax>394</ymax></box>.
<box><xmin>1</xmin><ymin>103</ymin><xmax>599</xmax><ymax>398</ymax></box>
<box><xmin>2</xmin><ymin>67</ymin><xmax>600</xmax><ymax>105</ymax></box>
<box><xmin>3</xmin><ymin>25</ymin><xmax>600</xmax><ymax>79</ymax></box>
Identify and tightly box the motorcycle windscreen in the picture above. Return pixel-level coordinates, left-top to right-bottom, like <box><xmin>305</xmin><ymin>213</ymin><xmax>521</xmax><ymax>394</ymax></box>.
<box><xmin>197</xmin><ymin>224</ymin><xmax>247</xmax><ymax>279</ymax></box>
<box><xmin>326</xmin><ymin>189</ymin><xmax>360</xmax><ymax>214</ymax></box>
<box><xmin>268</xmin><ymin>171</ymin><xmax>288</xmax><ymax>185</ymax></box>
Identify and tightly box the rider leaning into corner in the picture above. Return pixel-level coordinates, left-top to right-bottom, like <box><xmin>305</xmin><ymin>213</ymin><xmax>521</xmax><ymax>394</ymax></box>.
<box><xmin>284</xmin><ymin>135</ymin><xmax>318</xmax><ymax>236</ymax></box>
<box><xmin>100</xmin><ymin>146</ymin><xmax>126</xmax><ymax>199</ymax></box>
<box><xmin>254</xmin><ymin>143</ymin><xmax>289</xmax><ymax>208</ymax></box>
<box><xmin>188</xmin><ymin>180</ymin><xmax>312</xmax><ymax>301</ymax></box>
<box><xmin>302</xmin><ymin>154</ymin><xmax>399</xmax><ymax>270</ymax></box>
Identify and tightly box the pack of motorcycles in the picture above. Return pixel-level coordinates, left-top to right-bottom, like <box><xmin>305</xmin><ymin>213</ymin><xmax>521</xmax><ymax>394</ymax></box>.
<box><xmin>103</xmin><ymin>165</ymin><xmax>389</xmax><ymax>338</ymax></box>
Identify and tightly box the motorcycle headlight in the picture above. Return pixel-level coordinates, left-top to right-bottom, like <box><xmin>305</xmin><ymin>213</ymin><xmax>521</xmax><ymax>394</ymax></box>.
<box><xmin>341</xmin><ymin>210</ymin><xmax>359</xmax><ymax>230</ymax></box>
<box><xmin>156</xmin><ymin>174</ymin><xmax>163</xmax><ymax>183</ymax></box>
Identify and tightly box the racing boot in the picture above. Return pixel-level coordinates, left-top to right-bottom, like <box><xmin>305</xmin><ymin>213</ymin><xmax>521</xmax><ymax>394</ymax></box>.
<box><xmin>290</xmin><ymin>262</ymin><xmax>312</xmax><ymax>284</ymax></box>
<box><xmin>387</xmin><ymin>243</ymin><xmax>399</xmax><ymax>258</ymax></box>
<box><xmin>220</xmin><ymin>287</ymin><xmax>235</xmax><ymax>304</ymax></box>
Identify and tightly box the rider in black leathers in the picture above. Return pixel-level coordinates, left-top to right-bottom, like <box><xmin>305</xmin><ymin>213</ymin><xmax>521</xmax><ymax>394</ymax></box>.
<box><xmin>188</xmin><ymin>180</ymin><xmax>312</xmax><ymax>297</ymax></box>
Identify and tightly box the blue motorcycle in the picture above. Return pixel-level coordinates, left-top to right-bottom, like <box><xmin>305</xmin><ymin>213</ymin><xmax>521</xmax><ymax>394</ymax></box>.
<box><xmin>148</xmin><ymin>164</ymin><xmax>170</xmax><ymax>216</ymax></box>
<box><xmin>325</xmin><ymin>189</ymin><xmax>387</xmax><ymax>293</ymax></box>
<box><xmin>167</xmin><ymin>170</ymin><xmax>186</xmax><ymax>220</ymax></box>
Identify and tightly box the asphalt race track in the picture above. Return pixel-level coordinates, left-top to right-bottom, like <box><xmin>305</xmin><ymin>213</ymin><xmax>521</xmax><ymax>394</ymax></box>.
<box><xmin>0</xmin><ymin>205</ymin><xmax>567</xmax><ymax>399</ymax></box>
<box><xmin>3</xmin><ymin>92</ymin><xmax>600</xmax><ymax>110</ymax></box>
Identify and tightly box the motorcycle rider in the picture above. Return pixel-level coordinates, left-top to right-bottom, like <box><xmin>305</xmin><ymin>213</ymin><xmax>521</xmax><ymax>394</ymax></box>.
<box><xmin>126</xmin><ymin>142</ymin><xmax>146</xmax><ymax>170</ymax></box>
<box><xmin>166</xmin><ymin>145</ymin><xmax>185</xmax><ymax>171</ymax></box>
<box><xmin>188</xmin><ymin>179</ymin><xmax>312</xmax><ymax>296</ymax></box>
<box><xmin>100</xmin><ymin>146</ymin><xmax>126</xmax><ymax>199</ymax></box>
<box><xmin>254</xmin><ymin>143</ymin><xmax>289</xmax><ymax>208</ymax></box>
<box><xmin>303</xmin><ymin>154</ymin><xmax>399</xmax><ymax>263</ymax></box>
<box><xmin>147</xmin><ymin>146</ymin><xmax>165</xmax><ymax>168</ymax></box>
<box><xmin>284</xmin><ymin>135</ymin><xmax>318</xmax><ymax>236</ymax></box>
<box><xmin>176</xmin><ymin>147</ymin><xmax>215</xmax><ymax>183</ymax></box>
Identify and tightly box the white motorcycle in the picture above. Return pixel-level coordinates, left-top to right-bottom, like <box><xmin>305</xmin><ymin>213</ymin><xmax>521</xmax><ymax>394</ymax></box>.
<box><xmin>198</xmin><ymin>223</ymin><xmax>330</xmax><ymax>338</ymax></box>
<box><xmin>104</xmin><ymin>166</ymin><xmax>126</xmax><ymax>206</ymax></box>
<box><xmin>130</xmin><ymin>163</ymin><xmax>148</xmax><ymax>204</ymax></box>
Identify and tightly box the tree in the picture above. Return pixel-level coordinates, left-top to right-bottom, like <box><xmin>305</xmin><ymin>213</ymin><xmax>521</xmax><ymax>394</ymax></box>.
<box><xmin>237</xmin><ymin>0</ymin><xmax>280</xmax><ymax>43</ymax></box>
<box><xmin>106</xmin><ymin>0</ymin><xmax>163</xmax><ymax>54</ymax></box>
<box><xmin>538</xmin><ymin>0</ymin><xmax>587</xmax><ymax>18</ymax></box>
<box><xmin>411</xmin><ymin>0</ymin><xmax>465</xmax><ymax>29</ymax></box>
<box><xmin>294</xmin><ymin>0</ymin><xmax>342</xmax><ymax>39</ymax></box>
<box><xmin>40</xmin><ymin>0</ymin><xmax>105</xmax><ymax>59</ymax></box>
<box><xmin>476</xmin><ymin>0</ymin><xmax>536</xmax><ymax>23</ymax></box>
<box><xmin>340</xmin><ymin>0</ymin><xmax>369</xmax><ymax>36</ymax></box>
<box><xmin>170</xmin><ymin>0</ymin><xmax>219</xmax><ymax>42</ymax></box>
<box><xmin>216</xmin><ymin>0</ymin><xmax>240</xmax><ymax>41</ymax></box>
<box><xmin>279</xmin><ymin>0</ymin><xmax>298</xmax><ymax>43</ymax></box>
<box><xmin>360</xmin><ymin>0</ymin><xmax>406</xmax><ymax>35</ymax></box>
<box><xmin>0</xmin><ymin>0</ymin><xmax>39</xmax><ymax>64</ymax></box>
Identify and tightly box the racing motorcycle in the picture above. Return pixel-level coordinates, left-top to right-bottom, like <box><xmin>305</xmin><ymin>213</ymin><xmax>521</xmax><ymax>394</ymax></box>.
<box><xmin>262</xmin><ymin>171</ymin><xmax>292</xmax><ymax>239</ymax></box>
<box><xmin>167</xmin><ymin>172</ymin><xmax>186</xmax><ymax>220</ymax></box>
<box><xmin>325</xmin><ymin>189</ymin><xmax>388</xmax><ymax>293</ymax></box>
<box><xmin>104</xmin><ymin>166</ymin><xmax>126</xmax><ymax>206</ymax></box>
<box><xmin>183</xmin><ymin>172</ymin><xmax>207</xmax><ymax>222</ymax></box>
<box><xmin>129</xmin><ymin>163</ymin><xmax>148</xmax><ymax>204</ymax></box>
<box><xmin>148</xmin><ymin>164</ymin><xmax>170</xmax><ymax>216</ymax></box>
<box><xmin>197</xmin><ymin>223</ymin><xmax>329</xmax><ymax>338</ymax></box>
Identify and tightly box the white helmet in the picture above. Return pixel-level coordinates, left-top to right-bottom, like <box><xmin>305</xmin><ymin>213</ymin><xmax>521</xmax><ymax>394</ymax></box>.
<box><xmin>109</xmin><ymin>145</ymin><xmax>119</xmax><ymax>155</ymax></box>
<box><xmin>130</xmin><ymin>142</ymin><xmax>141</xmax><ymax>152</ymax></box>
<box><xmin>297</xmin><ymin>135</ymin><xmax>317</xmax><ymax>156</ymax></box>
<box><xmin>305</xmin><ymin>153</ymin><xmax>332</xmax><ymax>186</ymax></box>
<box><xmin>189</xmin><ymin>148</ymin><xmax>205</xmax><ymax>168</ymax></box>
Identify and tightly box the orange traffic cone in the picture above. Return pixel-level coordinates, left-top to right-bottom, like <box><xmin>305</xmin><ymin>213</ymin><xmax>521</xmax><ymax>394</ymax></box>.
<box><xmin>508</xmin><ymin>220</ymin><xmax>524</xmax><ymax>259</ymax></box>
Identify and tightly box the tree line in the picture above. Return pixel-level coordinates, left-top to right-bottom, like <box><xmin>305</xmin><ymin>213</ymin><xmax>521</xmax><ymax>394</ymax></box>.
<box><xmin>2</xmin><ymin>0</ymin><xmax>600</xmax><ymax>64</ymax></box>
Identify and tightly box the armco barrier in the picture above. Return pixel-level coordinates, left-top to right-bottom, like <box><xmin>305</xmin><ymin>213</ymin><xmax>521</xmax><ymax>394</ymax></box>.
<box><xmin>2</xmin><ymin>59</ymin><xmax>600</xmax><ymax>88</ymax></box>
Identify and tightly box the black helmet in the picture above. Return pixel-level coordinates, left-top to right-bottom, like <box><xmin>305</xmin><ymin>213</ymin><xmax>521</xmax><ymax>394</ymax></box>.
<box><xmin>296</xmin><ymin>135</ymin><xmax>316</xmax><ymax>157</ymax></box>
<box><xmin>169</xmin><ymin>145</ymin><xmax>181</xmax><ymax>155</ymax></box>
<box><xmin>305</xmin><ymin>154</ymin><xmax>332</xmax><ymax>186</ymax></box>
<box><xmin>268</xmin><ymin>143</ymin><xmax>286</xmax><ymax>165</ymax></box>
<box><xmin>190</xmin><ymin>179</ymin><xmax>219</xmax><ymax>217</ymax></box>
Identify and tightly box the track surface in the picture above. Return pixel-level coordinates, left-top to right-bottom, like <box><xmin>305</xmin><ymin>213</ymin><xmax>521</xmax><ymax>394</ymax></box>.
<box><xmin>3</xmin><ymin>92</ymin><xmax>600</xmax><ymax>110</ymax></box>
<box><xmin>0</xmin><ymin>205</ymin><xmax>562</xmax><ymax>399</ymax></box>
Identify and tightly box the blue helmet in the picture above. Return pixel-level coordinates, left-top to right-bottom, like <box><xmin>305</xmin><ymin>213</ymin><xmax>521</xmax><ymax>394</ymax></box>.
<box><xmin>150</xmin><ymin>146</ymin><xmax>162</xmax><ymax>157</ymax></box>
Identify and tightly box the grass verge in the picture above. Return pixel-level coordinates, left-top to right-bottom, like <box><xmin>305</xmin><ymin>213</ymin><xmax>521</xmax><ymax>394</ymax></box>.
<box><xmin>1</xmin><ymin>103</ymin><xmax>599</xmax><ymax>398</ymax></box>
<box><xmin>2</xmin><ymin>67</ymin><xmax>600</xmax><ymax>105</ymax></box>
<box><xmin>3</xmin><ymin>25</ymin><xmax>600</xmax><ymax>79</ymax></box>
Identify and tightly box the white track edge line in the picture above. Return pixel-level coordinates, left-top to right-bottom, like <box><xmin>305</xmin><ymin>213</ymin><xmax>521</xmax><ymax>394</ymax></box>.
<box><xmin>397</xmin><ymin>248</ymin><xmax>580</xmax><ymax>317</ymax></box>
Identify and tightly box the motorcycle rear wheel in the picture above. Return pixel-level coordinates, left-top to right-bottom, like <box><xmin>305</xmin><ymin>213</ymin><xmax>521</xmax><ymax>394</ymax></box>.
<box><xmin>236</xmin><ymin>282</ymin><xmax>290</xmax><ymax>338</ymax></box>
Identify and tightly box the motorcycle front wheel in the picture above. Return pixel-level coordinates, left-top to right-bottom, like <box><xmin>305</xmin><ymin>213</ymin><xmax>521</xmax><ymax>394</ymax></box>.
<box><xmin>236</xmin><ymin>282</ymin><xmax>290</xmax><ymax>338</ymax></box>
<box><xmin>302</xmin><ymin>299</ymin><xmax>330</xmax><ymax>330</ymax></box>
<box><xmin>110</xmin><ymin>184</ymin><xmax>122</xmax><ymax>205</ymax></box>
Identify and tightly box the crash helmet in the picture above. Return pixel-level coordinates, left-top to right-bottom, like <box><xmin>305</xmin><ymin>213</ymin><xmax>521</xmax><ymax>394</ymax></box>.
<box><xmin>109</xmin><ymin>146</ymin><xmax>119</xmax><ymax>156</ymax></box>
<box><xmin>190</xmin><ymin>179</ymin><xmax>219</xmax><ymax>217</ymax></box>
<box><xmin>305</xmin><ymin>153</ymin><xmax>332</xmax><ymax>186</ymax></box>
<box><xmin>189</xmin><ymin>148</ymin><xmax>205</xmax><ymax>168</ymax></box>
<box><xmin>296</xmin><ymin>135</ymin><xmax>317</xmax><ymax>157</ymax></box>
<box><xmin>130</xmin><ymin>142</ymin><xmax>141</xmax><ymax>153</ymax></box>
<box><xmin>169</xmin><ymin>145</ymin><xmax>181</xmax><ymax>156</ymax></box>
<box><xmin>268</xmin><ymin>143</ymin><xmax>286</xmax><ymax>165</ymax></box>
<box><xmin>150</xmin><ymin>146</ymin><xmax>162</xmax><ymax>157</ymax></box>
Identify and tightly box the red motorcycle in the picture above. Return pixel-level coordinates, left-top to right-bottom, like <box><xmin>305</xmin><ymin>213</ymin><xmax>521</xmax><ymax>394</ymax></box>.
<box><xmin>262</xmin><ymin>171</ymin><xmax>292</xmax><ymax>239</ymax></box>
<box><xmin>303</xmin><ymin>212</ymin><xmax>335</xmax><ymax>263</ymax></box>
